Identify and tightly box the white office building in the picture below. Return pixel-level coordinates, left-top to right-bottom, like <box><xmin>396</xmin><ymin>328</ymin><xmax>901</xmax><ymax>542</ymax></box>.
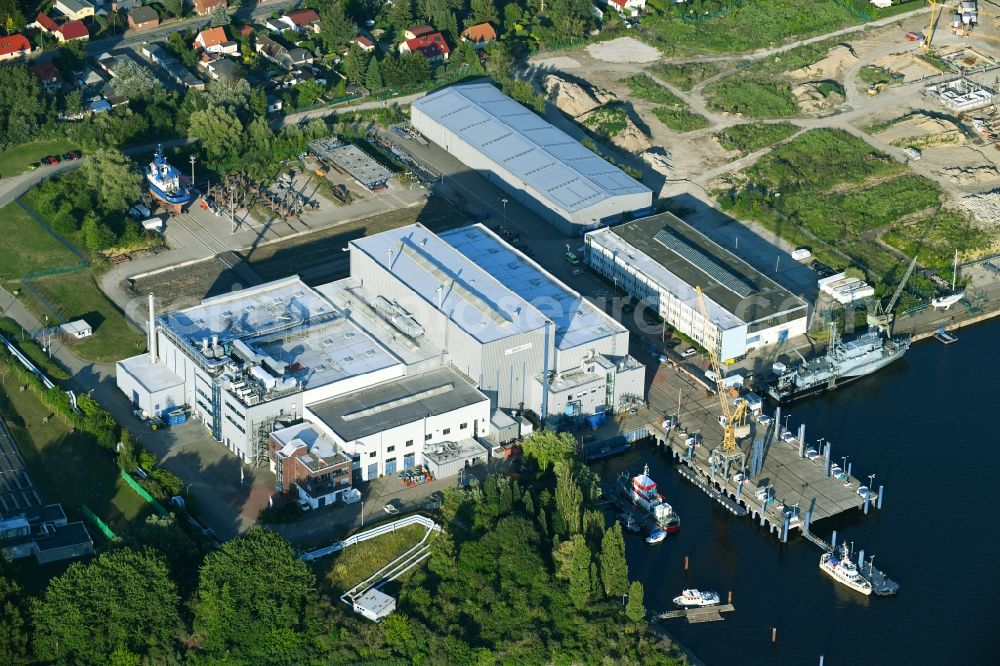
<box><xmin>585</xmin><ymin>213</ymin><xmax>808</xmax><ymax>361</ymax></box>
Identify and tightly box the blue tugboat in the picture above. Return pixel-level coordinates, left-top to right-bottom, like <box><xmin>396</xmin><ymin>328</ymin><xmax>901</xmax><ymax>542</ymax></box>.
<box><xmin>146</xmin><ymin>145</ymin><xmax>192</xmax><ymax>211</ymax></box>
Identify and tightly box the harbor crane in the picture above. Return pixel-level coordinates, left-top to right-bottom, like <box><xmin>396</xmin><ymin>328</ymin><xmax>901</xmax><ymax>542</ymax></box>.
<box><xmin>867</xmin><ymin>255</ymin><xmax>918</xmax><ymax>331</ymax></box>
<box><xmin>695</xmin><ymin>286</ymin><xmax>748</xmax><ymax>477</ymax></box>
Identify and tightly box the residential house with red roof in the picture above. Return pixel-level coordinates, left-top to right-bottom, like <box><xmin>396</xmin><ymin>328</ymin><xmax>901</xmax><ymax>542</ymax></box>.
<box><xmin>606</xmin><ymin>0</ymin><xmax>645</xmax><ymax>17</ymax></box>
<box><xmin>57</xmin><ymin>20</ymin><xmax>90</xmax><ymax>42</ymax></box>
<box><xmin>194</xmin><ymin>0</ymin><xmax>227</xmax><ymax>16</ymax></box>
<box><xmin>460</xmin><ymin>22</ymin><xmax>497</xmax><ymax>49</ymax></box>
<box><xmin>194</xmin><ymin>26</ymin><xmax>238</xmax><ymax>55</ymax></box>
<box><xmin>32</xmin><ymin>62</ymin><xmax>64</xmax><ymax>87</ymax></box>
<box><xmin>352</xmin><ymin>35</ymin><xmax>376</xmax><ymax>52</ymax></box>
<box><xmin>32</xmin><ymin>13</ymin><xmax>61</xmax><ymax>34</ymax></box>
<box><xmin>281</xmin><ymin>9</ymin><xmax>321</xmax><ymax>34</ymax></box>
<box><xmin>404</xmin><ymin>25</ymin><xmax>435</xmax><ymax>40</ymax></box>
<box><xmin>399</xmin><ymin>31</ymin><xmax>450</xmax><ymax>62</ymax></box>
<box><xmin>0</xmin><ymin>34</ymin><xmax>31</xmax><ymax>61</ymax></box>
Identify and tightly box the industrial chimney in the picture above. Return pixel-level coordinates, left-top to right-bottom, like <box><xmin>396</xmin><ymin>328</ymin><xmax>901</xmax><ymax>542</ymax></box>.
<box><xmin>147</xmin><ymin>293</ymin><xmax>157</xmax><ymax>363</ymax></box>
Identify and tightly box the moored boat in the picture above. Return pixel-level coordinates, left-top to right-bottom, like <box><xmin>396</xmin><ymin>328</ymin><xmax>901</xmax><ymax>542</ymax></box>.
<box><xmin>645</xmin><ymin>529</ymin><xmax>666</xmax><ymax>544</ymax></box>
<box><xmin>673</xmin><ymin>589</ymin><xmax>720</xmax><ymax>608</ymax></box>
<box><xmin>621</xmin><ymin>464</ymin><xmax>681</xmax><ymax>534</ymax></box>
<box><xmin>819</xmin><ymin>544</ymin><xmax>872</xmax><ymax>596</ymax></box>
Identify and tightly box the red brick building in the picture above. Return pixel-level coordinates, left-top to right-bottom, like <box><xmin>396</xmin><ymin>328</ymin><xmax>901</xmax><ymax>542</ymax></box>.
<box><xmin>269</xmin><ymin>422</ymin><xmax>352</xmax><ymax>510</ymax></box>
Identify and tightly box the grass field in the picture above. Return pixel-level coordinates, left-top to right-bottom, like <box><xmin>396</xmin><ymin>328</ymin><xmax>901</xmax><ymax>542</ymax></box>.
<box><xmin>715</xmin><ymin>123</ymin><xmax>801</xmax><ymax>155</ymax></box>
<box><xmin>0</xmin><ymin>317</ymin><xmax>70</xmax><ymax>381</ymax></box>
<box><xmin>652</xmin><ymin>107</ymin><xmax>710</xmax><ymax>132</ymax></box>
<box><xmin>626</xmin><ymin>74</ymin><xmax>685</xmax><ymax>105</ymax></box>
<box><xmin>0</xmin><ymin>138</ymin><xmax>77</xmax><ymax>179</ymax></box>
<box><xmin>20</xmin><ymin>270</ymin><xmax>145</xmax><ymax>364</ymax></box>
<box><xmin>0</xmin><ymin>202</ymin><xmax>82</xmax><ymax>279</ymax></box>
<box><xmin>647</xmin><ymin>62</ymin><xmax>722</xmax><ymax>92</ymax></box>
<box><xmin>717</xmin><ymin>129</ymin><xmax>987</xmax><ymax>283</ymax></box>
<box><xmin>637</xmin><ymin>0</ymin><xmax>861</xmax><ymax>56</ymax></box>
<box><xmin>0</xmin><ymin>361</ymin><xmax>150</xmax><ymax>536</ymax></box>
<box><xmin>321</xmin><ymin>523</ymin><xmax>428</xmax><ymax>592</ymax></box>
<box><xmin>704</xmin><ymin>77</ymin><xmax>799</xmax><ymax>118</ymax></box>
<box><xmin>584</xmin><ymin>104</ymin><xmax>630</xmax><ymax>138</ymax></box>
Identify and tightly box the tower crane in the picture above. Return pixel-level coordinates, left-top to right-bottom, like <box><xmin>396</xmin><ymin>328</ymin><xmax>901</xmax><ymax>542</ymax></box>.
<box><xmin>695</xmin><ymin>287</ymin><xmax>749</xmax><ymax>475</ymax></box>
<box><xmin>867</xmin><ymin>255</ymin><xmax>918</xmax><ymax>331</ymax></box>
<box><xmin>923</xmin><ymin>0</ymin><xmax>946</xmax><ymax>49</ymax></box>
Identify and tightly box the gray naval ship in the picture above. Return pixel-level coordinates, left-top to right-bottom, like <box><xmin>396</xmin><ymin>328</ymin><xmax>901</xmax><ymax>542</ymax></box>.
<box><xmin>767</xmin><ymin>325</ymin><xmax>910</xmax><ymax>403</ymax></box>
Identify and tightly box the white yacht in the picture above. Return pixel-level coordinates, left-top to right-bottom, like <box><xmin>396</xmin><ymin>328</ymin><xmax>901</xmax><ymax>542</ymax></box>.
<box><xmin>819</xmin><ymin>544</ymin><xmax>872</xmax><ymax>595</ymax></box>
<box><xmin>672</xmin><ymin>589</ymin><xmax>720</xmax><ymax>608</ymax></box>
<box><xmin>932</xmin><ymin>250</ymin><xmax>964</xmax><ymax>310</ymax></box>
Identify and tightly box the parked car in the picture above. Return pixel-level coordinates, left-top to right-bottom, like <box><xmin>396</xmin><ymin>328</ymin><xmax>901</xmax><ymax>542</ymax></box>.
<box><xmin>297</xmin><ymin>499</ymin><xmax>312</xmax><ymax>512</ymax></box>
<box><xmin>791</xmin><ymin>248</ymin><xmax>812</xmax><ymax>261</ymax></box>
<box><xmin>571</xmin><ymin>268</ymin><xmax>584</xmax><ymax>276</ymax></box>
<box><xmin>805</xmin><ymin>448</ymin><xmax>820</xmax><ymax>460</ymax></box>
<box><xmin>383</xmin><ymin>499</ymin><xmax>402</xmax><ymax>514</ymax></box>
<box><xmin>681</xmin><ymin>347</ymin><xmax>697</xmax><ymax>358</ymax></box>
<box><xmin>44</xmin><ymin>155</ymin><xmax>60</xmax><ymax>165</ymax></box>
<box><xmin>62</xmin><ymin>151</ymin><xmax>81</xmax><ymax>161</ymax></box>
<box><xmin>28</xmin><ymin>162</ymin><xmax>39</xmax><ymax>170</ymax></box>
<box><xmin>782</xmin><ymin>431</ymin><xmax>796</xmax><ymax>442</ymax></box>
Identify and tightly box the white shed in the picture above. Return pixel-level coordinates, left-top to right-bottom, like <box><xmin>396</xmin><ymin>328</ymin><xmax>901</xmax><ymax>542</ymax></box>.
<box><xmin>353</xmin><ymin>588</ymin><xmax>396</xmax><ymax>621</ymax></box>
<box><xmin>60</xmin><ymin>319</ymin><xmax>92</xmax><ymax>338</ymax></box>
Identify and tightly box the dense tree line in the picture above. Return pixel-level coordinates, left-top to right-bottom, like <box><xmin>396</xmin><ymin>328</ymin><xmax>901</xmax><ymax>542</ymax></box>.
<box><xmin>0</xmin><ymin>431</ymin><xmax>685</xmax><ymax>664</ymax></box>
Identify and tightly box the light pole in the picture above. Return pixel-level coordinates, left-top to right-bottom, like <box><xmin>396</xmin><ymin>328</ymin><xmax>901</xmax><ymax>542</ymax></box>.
<box><xmin>841</xmin><ymin>455</ymin><xmax>849</xmax><ymax>474</ymax></box>
<box><xmin>360</xmin><ymin>499</ymin><xmax>365</xmax><ymax>527</ymax></box>
<box><xmin>229</xmin><ymin>184</ymin><xmax>236</xmax><ymax>233</ymax></box>
<box><xmin>500</xmin><ymin>197</ymin><xmax>507</xmax><ymax>229</ymax></box>
<box><xmin>868</xmin><ymin>473</ymin><xmax>876</xmax><ymax>491</ymax></box>
<box><xmin>783</xmin><ymin>413</ymin><xmax>791</xmax><ymax>434</ymax></box>
<box><xmin>189</xmin><ymin>155</ymin><xmax>197</xmax><ymax>192</ymax></box>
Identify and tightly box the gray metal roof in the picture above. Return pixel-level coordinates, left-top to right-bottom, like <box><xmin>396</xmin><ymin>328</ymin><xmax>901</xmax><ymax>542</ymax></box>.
<box><xmin>441</xmin><ymin>225</ymin><xmax>625</xmax><ymax>351</ymax></box>
<box><xmin>411</xmin><ymin>83</ymin><xmax>650</xmax><ymax>214</ymax></box>
<box><xmin>350</xmin><ymin>224</ymin><xmax>548</xmax><ymax>344</ymax></box>
<box><xmin>588</xmin><ymin>213</ymin><xmax>807</xmax><ymax>327</ymax></box>
<box><xmin>307</xmin><ymin>367</ymin><xmax>488</xmax><ymax>443</ymax></box>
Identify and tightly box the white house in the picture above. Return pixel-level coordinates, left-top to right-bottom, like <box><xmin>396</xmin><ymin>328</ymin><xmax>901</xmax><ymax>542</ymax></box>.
<box><xmin>606</xmin><ymin>0</ymin><xmax>646</xmax><ymax>17</ymax></box>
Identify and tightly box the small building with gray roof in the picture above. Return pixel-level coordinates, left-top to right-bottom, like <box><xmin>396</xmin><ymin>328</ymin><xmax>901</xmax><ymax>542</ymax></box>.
<box><xmin>410</xmin><ymin>82</ymin><xmax>652</xmax><ymax>235</ymax></box>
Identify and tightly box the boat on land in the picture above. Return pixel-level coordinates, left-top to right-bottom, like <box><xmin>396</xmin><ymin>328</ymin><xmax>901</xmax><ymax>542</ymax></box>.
<box><xmin>819</xmin><ymin>544</ymin><xmax>872</xmax><ymax>596</ymax></box>
<box><xmin>621</xmin><ymin>464</ymin><xmax>681</xmax><ymax>534</ymax></box>
<box><xmin>673</xmin><ymin>589</ymin><xmax>720</xmax><ymax>608</ymax></box>
<box><xmin>146</xmin><ymin>144</ymin><xmax>193</xmax><ymax>208</ymax></box>
<box><xmin>932</xmin><ymin>250</ymin><xmax>964</xmax><ymax>310</ymax></box>
<box><xmin>767</xmin><ymin>325</ymin><xmax>909</xmax><ymax>403</ymax></box>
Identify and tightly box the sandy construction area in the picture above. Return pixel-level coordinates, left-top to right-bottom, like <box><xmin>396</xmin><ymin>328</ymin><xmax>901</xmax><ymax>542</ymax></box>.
<box><xmin>586</xmin><ymin>37</ymin><xmax>660</xmax><ymax>64</ymax></box>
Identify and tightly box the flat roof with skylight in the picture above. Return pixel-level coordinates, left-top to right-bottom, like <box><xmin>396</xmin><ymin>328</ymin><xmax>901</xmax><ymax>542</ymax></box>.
<box><xmin>350</xmin><ymin>224</ymin><xmax>548</xmax><ymax>345</ymax></box>
<box><xmin>441</xmin><ymin>225</ymin><xmax>626</xmax><ymax>351</ymax></box>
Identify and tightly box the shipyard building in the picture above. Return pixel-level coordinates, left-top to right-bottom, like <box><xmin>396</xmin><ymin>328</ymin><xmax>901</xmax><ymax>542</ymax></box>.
<box><xmin>585</xmin><ymin>213</ymin><xmax>808</xmax><ymax>361</ymax></box>
<box><xmin>410</xmin><ymin>83</ymin><xmax>652</xmax><ymax>235</ymax></box>
<box><xmin>116</xmin><ymin>224</ymin><xmax>644</xmax><ymax>484</ymax></box>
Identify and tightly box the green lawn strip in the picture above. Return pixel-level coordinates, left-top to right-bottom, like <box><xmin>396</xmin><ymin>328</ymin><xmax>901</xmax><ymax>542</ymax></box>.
<box><xmin>626</xmin><ymin>74</ymin><xmax>685</xmax><ymax>105</ymax></box>
<box><xmin>652</xmin><ymin>106</ymin><xmax>710</xmax><ymax>132</ymax></box>
<box><xmin>647</xmin><ymin>62</ymin><xmax>722</xmax><ymax>92</ymax></box>
<box><xmin>321</xmin><ymin>523</ymin><xmax>428</xmax><ymax>592</ymax></box>
<box><xmin>18</xmin><ymin>270</ymin><xmax>146</xmax><ymax>364</ymax></box>
<box><xmin>715</xmin><ymin>122</ymin><xmax>800</xmax><ymax>154</ymax></box>
<box><xmin>0</xmin><ymin>202</ymin><xmax>82</xmax><ymax>279</ymax></box>
<box><xmin>638</xmin><ymin>0</ymin><xmax>860</xmax><ymax>56</ymax></box>
<box><xmin>703</xmin><ymin>76</ymin><xmax>799</xmax><ymax>118</ymax></box>
<box><xmin>0</xmin><ymin>364</ymin><xmax>151</xmax><ymax>538</ymax></box>
<box><xmin>0</xmin><ymin>138</ymin><xmax>77</xmax><ymax>179</ymax></box>
<box><xmin>0</xmin><ymin>317</ymin><xmax>71</xmax><ymax>381</ymax></box>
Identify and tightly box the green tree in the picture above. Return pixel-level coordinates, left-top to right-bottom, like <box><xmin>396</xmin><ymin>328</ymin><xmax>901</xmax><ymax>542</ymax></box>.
<box><xmin>210</xmin><ymin>4</ymin><xmax>231</xmax><ymax>26</ymax></box>
<box><xmin>521</xmin><ymin>488</ymin><xmax>534</xmax><ymax>514</ymax></box>
<box><xmin>82</xmin><ymin>212</ymin><xmax>116</xmax><ymax>251</ymax></box>
<box><xmin>388</xmin><ymin>0</ymin><xmax>416</xmax><ymax>34</ymax></box>
<box><xmin>188</xmin><ymin>105</ymin><xmax>244</xmax><ymax>163</ymax></box>
<box><xmin>521</xmin><ymin>429</ymin><xmax>576</xmax><ymax>471</ymax></box>
<box><xmin>554</xmin><ymin>462</ymin><xmax>583</xmax><ymax>535</ymax></box>
<box><xmin>31</xmin><ymin>549</ymin><xmax>180</xmax><ymax>664</ymax></box>
<box><xmin>0</xmin><ymin>575</ymin><xmax>29</xmax><ymax>664</ymax></box>
<box><xmin>82</xmin><ymin>148</ymin><xmax>142</xmax><ymax>213</ymax></box>
<box><xmin>567</xmin><ymin>534</ymin><xmax>592</xmax><ymax>608</ymax></box>
<box><xmin>108</xmin><ymin>646</ymin><xmax>142</xmax><ymax>666</ymax></box>
<box><xmin>193</xmin><ymin>528</ymin><xmax>315</xmax><ymax>658</ymax></box>
<box><xmin>131</xmin><ymin>514</ymin><xmax>205</xmax><ymax>592</ymax></box>
<box><xmin>63</xmin><ymin>89</ymin><xmax>83</xmax><ymax>116</ymax></box>
<box><xmin>0</xmin><ymin>65</ymin><xmax>44</xmax><ymax>148</ymax></box>
<box><xmin>343</xmin><ymin>43</ymin><xmax>370</xmax><ymax>84</ymax></box>
<box><xmin>295</xmin><ymin>79</ymin><xmax>327</xmax><ymax>108</ymax></box>
<box><xmin>546</xmin><ymin>0</ymin><xmax>591</xmax><ymax>37</ymax></box>
<box><xmin>110</xmin><ymin>59</ymin><xmax>158</xmax><ymax>100</ymax></box>
<box><xmin>161</xmin><ymin>0</ymin><xmax>184</xmax><ymax>18</ymax></box>
<box><xmin>469</xmin><ymin>0</ymin><xmax>499</xmax><ymax>26</ymax></box>
<box><xmin>0</xmin><ymin>0</ymin><xmax>25</xmax><ymax>34</ymax></box>
<box><xmin>206</xmin><ymin>76</ymin><xmax>254</xmax><ymax>115</ymax></box>
<box><xmin>365</xmin><ymin>56</ymin><xmax>384</xmax><ymax>90</ymax></box>
<box><xmin>599</xmin><ymin>522</ymin><xmax>628</xmax><ymax>598</ymax></box>
<box><xmin>319</xmin><ymin>0</ymin><xmax>357</xmax><ymax>51</ymax></box>
<box><xmin>625</xmin><ymin>580</ymin><xmax>645</xmax><ymax>623</ymax></box>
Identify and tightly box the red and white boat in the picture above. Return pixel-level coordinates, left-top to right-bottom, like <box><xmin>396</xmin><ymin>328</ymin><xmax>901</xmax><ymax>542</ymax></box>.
<box><xmin>623</xmin><ymin>464</ymin><xmax>680</xmax><ymax>534</ymax></box>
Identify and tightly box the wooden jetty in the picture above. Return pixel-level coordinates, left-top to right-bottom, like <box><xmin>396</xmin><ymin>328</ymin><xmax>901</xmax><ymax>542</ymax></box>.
<box><xmin>658</xmin><ymin>604</ymin><xmax>735</xmax><ymax>623</ymax></box>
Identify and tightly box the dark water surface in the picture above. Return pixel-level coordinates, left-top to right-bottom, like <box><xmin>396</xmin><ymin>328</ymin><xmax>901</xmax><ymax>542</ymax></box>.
<box><xmin>593</xmin><ymin>322</ymin><xmax>1000</xmax><ymax>665</ymax></box>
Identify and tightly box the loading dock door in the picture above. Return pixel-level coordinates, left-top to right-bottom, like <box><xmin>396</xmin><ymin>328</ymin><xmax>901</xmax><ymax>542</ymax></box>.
<box><xmin>385</xmin><ymin>458</ymin><xmax>397</xmax><ymax>475</ymax></box>
<box><xmin>403</xmin><ymin>453</ymin><xmax>416</xmax><ymax>469</ymax></box>
<box><xmin>367</xmin><ymin>462</ymin><xmax>378</xmax><ymax>479</ymax></box>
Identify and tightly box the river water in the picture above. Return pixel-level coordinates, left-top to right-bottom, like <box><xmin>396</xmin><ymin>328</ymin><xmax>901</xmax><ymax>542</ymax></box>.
<box><xmin>592</xmin><ymin>321</ymin><xmax>1000</xmax><ymax>666</ymax></box>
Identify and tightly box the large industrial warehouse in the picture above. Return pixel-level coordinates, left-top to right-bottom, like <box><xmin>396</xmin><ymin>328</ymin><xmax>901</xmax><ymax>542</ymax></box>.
<box><xmin>410</xmin><ymin>82</ymin><xmax>653</xmax><ymax>235</ymax></box>
<box><xmin>117</xmin><ymin>223</ymin><xmax>645</xmax><ymax>484</ymax></box>
<box><xmin>585</xmin><ymin>213</ymin><xmax>808</xmax><ymax>361</ymax></box>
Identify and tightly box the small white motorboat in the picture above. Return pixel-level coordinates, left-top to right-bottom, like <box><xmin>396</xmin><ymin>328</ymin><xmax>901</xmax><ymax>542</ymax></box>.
<box><xmin>645</xmin><ymin>529</ymin><xmax>666</xmax><ymax>544</ymax></box>
<box><xmin>673</xmin><ymin>589</ymin><xmax>721</xmax><ymax>608</ymax></box>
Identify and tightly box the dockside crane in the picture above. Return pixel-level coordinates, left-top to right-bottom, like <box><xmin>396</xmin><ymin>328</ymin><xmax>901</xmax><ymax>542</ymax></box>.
<box><xmin>867</xmin><ymin>255</ymin><xmax>918</xmax><ymax>331</ymax></box>
<box><xmin>695</xmin><ymin>286</ymin><xmax>748</xmax><ymax>477</ymax></box>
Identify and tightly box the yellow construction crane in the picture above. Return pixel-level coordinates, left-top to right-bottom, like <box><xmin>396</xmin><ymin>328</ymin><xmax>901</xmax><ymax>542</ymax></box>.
<box><xmin>694</xmin><ymin>286</ymin><xmax>749</xmax><ymax>458</ymax></box>
<box><xmin>924</xmin><ymin>0</ymin><xmax>946</xmax><ymax>49</ymax></box>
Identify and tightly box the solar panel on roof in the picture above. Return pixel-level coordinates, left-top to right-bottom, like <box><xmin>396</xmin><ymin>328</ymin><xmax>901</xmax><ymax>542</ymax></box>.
<box><xmin>653</xmin><ymin>227</ymin><xmax>756</xmax><ymax>298</ymax></box>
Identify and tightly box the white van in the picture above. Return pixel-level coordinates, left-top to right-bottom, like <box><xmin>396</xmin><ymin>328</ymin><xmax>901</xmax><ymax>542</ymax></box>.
<box><xmin>705</xmin><ymin>369</ymin><xmax>719</xmax><ymax>383</ymax></box>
